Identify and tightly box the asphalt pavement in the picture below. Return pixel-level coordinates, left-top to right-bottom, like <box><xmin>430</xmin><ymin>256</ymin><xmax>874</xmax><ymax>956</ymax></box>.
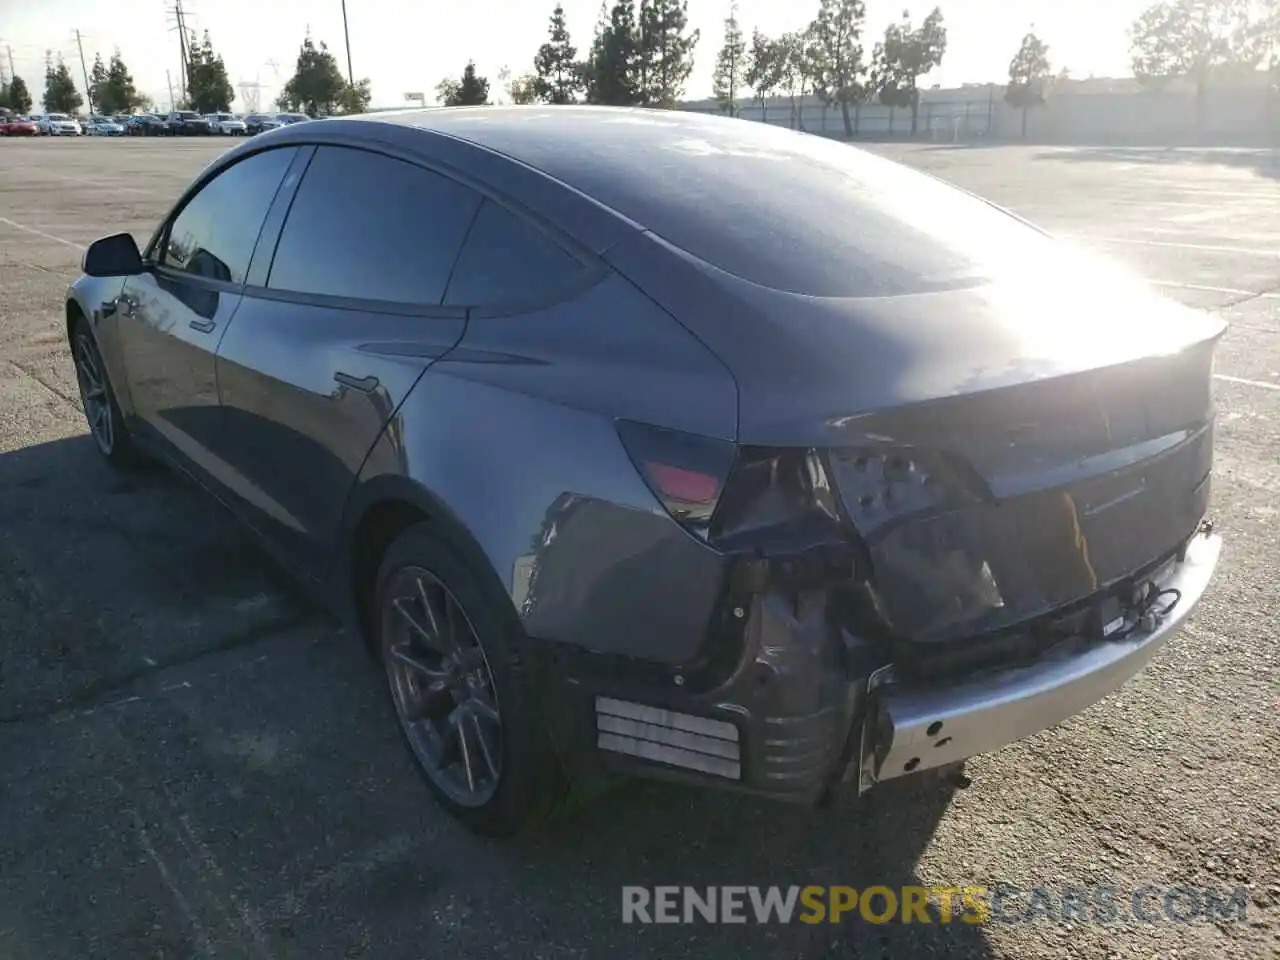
<box><xmin>0</xmin><ymin>135</ymin><xmax>1276</xmax><ymax>960</ymax></box>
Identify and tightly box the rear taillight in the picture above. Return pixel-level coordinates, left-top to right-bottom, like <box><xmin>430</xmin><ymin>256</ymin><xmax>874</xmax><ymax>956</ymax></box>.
<box><xmin>615</xmin><ymin>420</ymin><xmax>736</xmax><ymax>536</ymax></box>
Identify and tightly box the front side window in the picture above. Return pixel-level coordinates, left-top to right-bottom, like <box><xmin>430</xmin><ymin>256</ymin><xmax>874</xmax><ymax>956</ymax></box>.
<box><xmin>161</xmin><ymin>147</ymin><xmax>297</xmax><ymax>285</ymax></box>
<box><xmin>267</xmin><ymin>146</ymin><xmax>481</xmax><ymax>306</ymax></box>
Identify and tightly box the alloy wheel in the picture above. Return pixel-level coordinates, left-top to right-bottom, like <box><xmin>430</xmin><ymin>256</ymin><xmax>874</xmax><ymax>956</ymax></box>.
<box><xmin>73</xmin><ymin>335</ymin><xmax>114</xmax><ymax>455</ymax></box>
<box><xmin>382</xmin><ymin>566</ymin><xmax>503</xmax><ymax>807</ymax></box>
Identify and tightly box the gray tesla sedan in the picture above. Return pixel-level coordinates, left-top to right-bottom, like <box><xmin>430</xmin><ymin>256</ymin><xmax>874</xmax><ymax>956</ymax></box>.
<box><xmin>66</xmin><ymin>106</ymin><xmax>1224</xmax><ymax>836</ymax></box>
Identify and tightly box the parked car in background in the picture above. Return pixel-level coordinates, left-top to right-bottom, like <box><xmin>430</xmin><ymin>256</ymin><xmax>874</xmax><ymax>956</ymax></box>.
<box><xmin>65</xmin><ymin>109</ymin><xmax>1224</xmax><ymax>836</ymax></box>
<box><xmin>125</xmin><ymin>114</ymin><xmax>168</xmax><ymax>136</ymax></box>
<box><xmin>244</xmin><ymin>113</ymin><xmax>283</xmax><ymax>135</ymax></box>
<box><xmin>34</xmin><ymin>113</ymin><xmax>82</xmax><ymax>136</ymax></box>
<box><xmin>274</xmin><ymin>112</ymin><xmax>312</xmax><ymax>126</ymax></box>
<box><xmin>85</xmin><ymin>117</ymin><xmax>126</xmax><ymax>136</ymax></box>
<box><xmin>1</xmin><ymin>116</ymin><xmax>39</xmax><ymax>136</ymax></box>
<box><xmin>165</xmin><ymin>110</ymin><xmax>212</xmax><ymax>135</ymax></box>
<box><xmin>205</xmin><ymin>112</ymin><xmax>247</xmax><ymax>135</ymax></box>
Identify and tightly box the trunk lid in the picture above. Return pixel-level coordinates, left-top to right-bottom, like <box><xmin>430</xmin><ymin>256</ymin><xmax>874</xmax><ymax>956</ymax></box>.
<box><xmin>825</xmin><ymin>345</ymin><xmax>1217</xmax><ymax>645</ymax></box>
<box><xmin>703</xmin><ymin>269</ymin><xmax>1224</xmax><ymax>646</ymax></box>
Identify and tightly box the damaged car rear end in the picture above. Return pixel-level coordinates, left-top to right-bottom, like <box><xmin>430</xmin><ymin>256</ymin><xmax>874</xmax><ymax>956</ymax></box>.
<box><xmin>520</xmin><ymin>120</ymin><xmax>1225</xmax><ymax>803</ymax></box>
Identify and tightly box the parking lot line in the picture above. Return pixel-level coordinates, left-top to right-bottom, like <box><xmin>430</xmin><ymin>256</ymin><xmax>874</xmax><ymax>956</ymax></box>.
<box><xmin>1072</xmin><ymin>235</ymin><xmax>1280</xmax><ymax>257</ymax></box>
<box><xmin>1153</xmin><ymin>280</ymin><xmax>1280</xmax><ymax>299</ymax></box>
<box><xmin>32</xmin><ymin>170</ymin><xmax>159</xmax><ymax>197</ymax></box>
<box><xmin>0</xmin><ymin>215</ymin><xmax>84</xmax><ymax>251</ymax></box>
<box><xmin>1213</xmin><ymin>373</ymin><xmax>1280</xmax><ymax>391</ymax></box>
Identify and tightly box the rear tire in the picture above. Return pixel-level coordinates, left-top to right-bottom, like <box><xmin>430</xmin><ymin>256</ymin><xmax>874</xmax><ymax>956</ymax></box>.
<box><xmin>71</xmin><ymin>319</ymin><xmax>142</xmax><ymax>470</ymax></box>
<box><xmin>374</xmin><ymin>524</ymin><xmax>575</xmax><ymax>836</ymax></box>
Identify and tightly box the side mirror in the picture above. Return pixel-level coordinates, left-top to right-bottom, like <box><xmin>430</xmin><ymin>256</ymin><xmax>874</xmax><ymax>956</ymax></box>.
<box><xmin>83</xmin><ymin>232</ymin><xmax>146</xmax><ymax>277</ymax></box>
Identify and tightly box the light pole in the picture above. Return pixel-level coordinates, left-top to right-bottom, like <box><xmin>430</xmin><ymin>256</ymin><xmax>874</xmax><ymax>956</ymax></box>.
<box><xmin>341</xmin><ymin>0</ymin><xmax>353</xmax><ymax>86</ymax></box>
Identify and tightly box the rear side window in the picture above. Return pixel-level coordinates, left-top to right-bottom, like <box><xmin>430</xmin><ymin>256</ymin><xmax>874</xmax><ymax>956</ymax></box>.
<box><xmin>268</xmin><ymin>146</ymin><xmax>481</xmax><ymax>306</ymax></box>
<box><xmin>162</xmin><ymin>146</ymin><xmax>297</xmax><ymax>284</ymax></box>
<box><xmin>443</xmin><ymin>199</ymin><xmax>583</xmax><ymax>309</ymax></box>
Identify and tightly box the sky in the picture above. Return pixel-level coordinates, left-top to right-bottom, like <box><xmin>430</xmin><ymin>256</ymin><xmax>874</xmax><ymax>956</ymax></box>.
<box><xmin>0</xmin><ymin>0</ymin><xmax>1149</xmax><ymax>112</ymax></box>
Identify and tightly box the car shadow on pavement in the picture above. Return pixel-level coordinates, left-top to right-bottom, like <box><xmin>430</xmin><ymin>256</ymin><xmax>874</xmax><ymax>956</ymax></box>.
<box><xmin>504</xmin><ymin>771</ymin><xmax>995</xmax><ymax>958</ymax></box>
<box><xmin>0</xmin><ymin>434</ymin><xmax>320</xmax><ymax>722</ymax></box>
<box><xmin>0</xmin><ymin>434</ymin><xmax>996</xmax><ymax>959</ymax></box>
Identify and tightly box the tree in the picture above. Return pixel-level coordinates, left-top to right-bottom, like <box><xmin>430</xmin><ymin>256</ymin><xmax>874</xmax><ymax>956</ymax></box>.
<box><xmin>635</xmin><ymin>0</ymin><xmax>698</xmax><ymax>106</ymax></box>
<box><xmin>280</xmin><ymin>37</ymin><xmax>347</xmax><ymax>115</ymax></box>
<box><xmin>43</xmin><ymin>59</ymin><xmax>83</xmax><ymax>114</ymax></box>
<box><xmin>586</xmin><ymin>0</ymin><xmax>641</xmax><ymax>105</ymax></box>
<box><xmin>435</xmin><ymin>77</ymin><xmax>460</xmax><ymax>105</ymax></box>
<box><xmin>186</xmin><ymin>31</ymin><xmax>234</xmax><ymax>113</ymax></box>
<box><xmin>8</xmin><ymin>76</ymin><xmax>31</xmax><ymax>113</ymax></box>
<box><xmin>1005</xmin><ymin>31</ymin><xmax>1052</xmax><ymax>139</ymax></box>
<box><xmin>808</xmin><ymin>0</ymin><xmax>869</xmax><ymax>136</ymax></box>
<box><xmin>711</xmin><ymin>5</ymin><xmax>747</xmax><ymax>115</ymax></box>
<box><xmin>506</xmin><ymin>72</ymin><xmax>539</xmax><ymax>104</ymax></box>
<box><xmin>745</xmin><ymin>31</ymin><xmax>785</xmax><ymax>123</ymax></box>
<box><xmin>800</xmin><ymin>27</ymin><xmax>833</xmax><ymax>130</ymax></box>
<box><xmin>336</xmin><ymin>78</ymin><xmax>372</xmax><ymax>114</ymax></box>
<box><xmin>773</xmin><ymin>32</ymin><xmax>812</xmax><ymax>128</ymax></box>
<box><xmin>1130</xmin><ymin>0</ymin><xmax>1271</xmax><ymax>129</ymax></box>
<box><xmin>440</xmin><ymin>61</ymin><xmax>490</xmax><ymax>106</ymax></box>
<box><xmin>100</xmin><ymin>51</ymin><xmax>144</xmax><ymax>114</ymax></box>
<box><xmin>88</xmin><ymin>53</ymin><xmax>107</xmax><ymax>114</ymax></box>
<box><xmin>90</xmin><ymin>50</ymin><xmax>144</xmax><ymax>115</ymax></box>
<box><xmin>533</xmin><ymin>3</ymin><xmax>584</xmax><ymax>103</ymax></box>
<box><xmin>871</xmin><ymin>7</ymin><xmax>946</xmax><ymax>136</ymax></box>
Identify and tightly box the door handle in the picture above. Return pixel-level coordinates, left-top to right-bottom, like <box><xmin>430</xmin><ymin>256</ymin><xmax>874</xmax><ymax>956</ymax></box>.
<box><xmin>189</xmin><ymin>318</ymin><xmax>217</xmax><ymax>333</ymax></box>
<box><xmin>333</xmin><ymin>372</ymin><xmax>379</xmax><ymax>393</ymax></box>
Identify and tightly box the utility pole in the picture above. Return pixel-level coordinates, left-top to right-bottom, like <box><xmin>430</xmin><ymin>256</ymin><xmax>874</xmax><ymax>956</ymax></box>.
<box><xmin>166</xmin><ymin>68</ymin><xmax>175</xmax><ymax>111</ymax></box>
<box><xmin>7</xmin><ymin>46</ymin><xmax>15</xmax><ymax>83</ymax></box>
<box><xmin>168</xmin><ymin>0</ymin><xmax>190</xmax><ymax>106</ymax></box>
<box><xmin>340</xmin><ymin>0</ymin><xmax>354</xmax><ymax>86</ymax></box>
<box><xmin>74</xmin><ymin>29</ymin><xmax>92</xmax><ymax>114</ymax></box>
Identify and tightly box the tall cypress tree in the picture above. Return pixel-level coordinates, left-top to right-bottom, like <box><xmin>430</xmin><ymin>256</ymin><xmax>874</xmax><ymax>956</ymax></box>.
<box><xmin>586</xmin><ymin>0</ymin><xmax>641</xmax><ymax>105</ymax></box>
<box><xmin>533</xmin><ymin>4</ymin><xmax>583</xmax><ymax>103</ymax></box>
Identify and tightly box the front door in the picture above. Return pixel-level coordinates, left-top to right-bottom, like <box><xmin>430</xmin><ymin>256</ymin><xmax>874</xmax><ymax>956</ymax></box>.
<box><xmin>209</xmin><ymin>145</ymin><xmax>482</xmax><ymax>580</ymax></box>
<box><xmin>114</xmin><ymin>146</ymin><xmax>299</xmax><ymax>481</ymax></box>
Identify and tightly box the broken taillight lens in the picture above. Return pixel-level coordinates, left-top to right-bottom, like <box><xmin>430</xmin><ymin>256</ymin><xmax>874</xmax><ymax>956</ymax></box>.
<box><xmin>615</xmin><ymin>420</ymin><xmax>737</xmax><ymax>535</ymax></box>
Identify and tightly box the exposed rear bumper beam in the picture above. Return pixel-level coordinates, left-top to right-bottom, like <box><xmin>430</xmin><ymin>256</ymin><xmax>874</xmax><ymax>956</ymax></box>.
<box><xmin>872</xmin><ymin>531</ymin><xmax>1222</xmax><ymax>782</ymax></box>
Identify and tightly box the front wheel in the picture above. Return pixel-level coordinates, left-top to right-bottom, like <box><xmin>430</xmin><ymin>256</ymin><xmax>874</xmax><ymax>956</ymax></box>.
<box><xmin>374</xmin><ymin>525</ymin><xmax>573</xmax><ymax>836</ymax></box>
<box><xmin>72</xmin><ymin>320</ymin><xmax>141</xmax><ymax>469</ymax></box>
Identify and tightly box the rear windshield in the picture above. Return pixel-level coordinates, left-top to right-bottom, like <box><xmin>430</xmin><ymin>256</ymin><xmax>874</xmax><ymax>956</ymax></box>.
<box><xmin>446</xmin><ymin>112</ymin><xmax>1055</xmax><ymax>298</ymax></box>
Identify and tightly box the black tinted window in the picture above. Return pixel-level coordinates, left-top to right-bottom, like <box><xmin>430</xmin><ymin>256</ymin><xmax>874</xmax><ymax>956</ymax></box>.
<box><xmin>454</xmin><ymin>113</ymin><xmax>1053</xmax><ymax>297</ymax></box>
<box><xmin>163</xmin><ymin>147</ymin><xmax>296</xmax><ymax>284</ymax></box>
<box><xmin>268</xmin><ymin>147</ymin><xmax>481</xmax><ymax>305</ymax></box>
<box><xmin>444</xmin><ymin>200</ymin><xmax>582</xmax><ymax>308</ymax></box>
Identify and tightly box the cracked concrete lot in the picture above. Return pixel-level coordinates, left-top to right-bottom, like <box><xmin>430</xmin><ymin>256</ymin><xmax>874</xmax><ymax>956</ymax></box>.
<box><xmin>0</xmin><ymin>137</ymin><xmax>1276</xmax><ymax>959</ymax></box>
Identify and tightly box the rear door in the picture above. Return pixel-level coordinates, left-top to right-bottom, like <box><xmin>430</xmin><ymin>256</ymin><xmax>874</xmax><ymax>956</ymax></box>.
<box><xmin>115</xmin><ymin>145</ymin><xmax>299</xmax><ymax>483</ymax></box>
<box><xmin>210</xmin><ymin>144</ymin><xmax>480</xmax><ymax>580</ymax></box>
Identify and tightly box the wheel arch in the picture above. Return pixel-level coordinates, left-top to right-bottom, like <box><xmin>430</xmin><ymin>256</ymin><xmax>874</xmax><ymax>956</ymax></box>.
<box><xmin>340</xmin><ymin>474</ymin><xmax>519</xmax><ymax>654</ymax></box>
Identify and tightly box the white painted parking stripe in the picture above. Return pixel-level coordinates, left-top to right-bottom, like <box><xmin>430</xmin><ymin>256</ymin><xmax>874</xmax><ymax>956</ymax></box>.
<box><xmin>1153</xmin><ymin>280</ymin><xmax>1280</xmax><ymax>299</ymax></box>
<box><xmin>0</xmin><ymin>216</ymin><xmax>84</xmax><ymax>251</ymax></box>
<box><xmin>1214</xmin><ymin>374</ymin><xmax>1280</xmax><ymax>391</ymax></box>
<box><xmin>1071</xmin><ymin>235</ymin><xmax>1280</xmax><ymax>257</ymax></box>
<box><xmin>32</xmin><ymin>170</ymin><xmax>158</xmax><ymax>197</ymax></box>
